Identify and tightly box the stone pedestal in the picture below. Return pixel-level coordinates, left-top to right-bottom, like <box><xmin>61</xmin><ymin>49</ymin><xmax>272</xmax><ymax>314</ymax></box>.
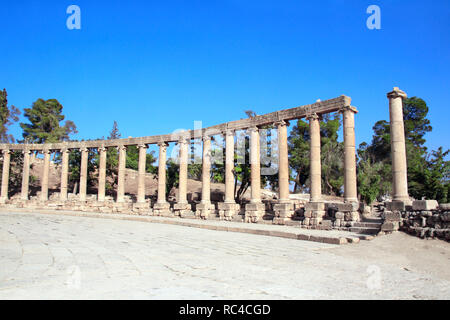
<box><xmin>174</xmin><ymin>202</ymin><xmax>194</xmax><ymax>218</ymax></box>
<box><xmin>381</xmin><ymin>210</ymin><xmax>401</xmax><ymax>233</ymax></box>
<box><xmin>244</xmin><ymin>202</ymin><xmax>266</xmax><ymax>223</ymax></box>
<box><xmin>218</xmin><ymin>202</ymin><xmax>240</xmax><ymax>221</ymax></box>
<box><xmin>153</xmin><ymin>202</ymin><xmax>171</xmax><ymax>217</ymax></box>
<box><xmin>132</xmin><ymin>202</ymin><xmax>151</xmax><ymax>215</ymax></box>
<box><xmin>196</xmin><ymin>202</ymin><xmax>215</xmax><ymax>220</ymax></box>
<box><xmin>304</xmin><ymin>202</ymin><xmax>326</xmax><ymax>226</ymax></box>
<box><xmin>272</xmin><ymin>202</ymin><xmax>294</xmax><ymax>225</ymax></box>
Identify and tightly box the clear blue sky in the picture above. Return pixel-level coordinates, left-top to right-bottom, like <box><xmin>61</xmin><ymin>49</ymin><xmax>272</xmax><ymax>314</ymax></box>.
<box><xmin>1</xmin><ymin>0</ymin><xmax>449</xmax><ymax>154</ymax></box>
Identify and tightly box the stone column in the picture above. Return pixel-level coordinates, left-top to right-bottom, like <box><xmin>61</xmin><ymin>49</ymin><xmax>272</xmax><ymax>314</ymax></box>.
<box><xmin>304</xmin><ymin>113</ymin><xmax>325</xmax><ymax>227</ymax></box>
<box><xmin>60</xmin><ymin>148</ymin><xmax>70</xmax><ymax>201</ymax></box>
<box><xmin>224</xmin><ymin>130</ymin><xmax>235</xmax><ymax>203</ymax></box>
<box><xmin>21</xmin><ymin>150</ymin><xmax>31</xmax><ymax>200</ymax></box>
<box><xmin>153</xmin><ymin>142</ymin><xmax>171</xmax><ymax>216</ymax></box>
<box><xmin>307</xmin><ymin>113</ymin><xmax>321</xmax><ymax>202</ymax></box>
<box><xmin>156</xmin><ymin>142</ymin><xmax>168</xmax><ymax>204</ymax></box>
<box><xmin>273</xmin><ymin>121</ymin><xmax>294</xmax><ymax>224</ymax></box>
<box><xmin>197</xmin><ymin>136</ymin><xmax>213</xmax><ymax>219</ymax></box>
<box><xmin>41</xmin><ymin>149</ymin><xmax>51</xmax><ymax>201</ymax></box>
<box><xmin>277</xmin><ymin>120</ymin><xmax>290</xmax><ymax>202</ymax></box>
<box><xmin>137</xmin><ymin>144</ymin><xmax>148</xmax><ymax>204</ymax></box>
<box><xmin>245</xmin><ymin>126</ymin><xmax>265</xmax><ymax>223</ymax></box>
<box><xmin>218</xmin><ymin>130</ymin><xmax>240</xmax><ymax>220</ymax></box>
<box><xmin>201</xmin><ymin>136</ymin><xmax>211</xmax><ymax>203</ymax></box>
<box><xmin>116</xmin><ymin>145</ymin><xmax>126</xmax><ymax>203</ymax></box>
<box><xmin>340</xmin><ymin>106</ymin><xmax>358</xmax><ymax>203</ymax></box>
<box><xmin>249</xmin><ymin>127</ymin><xmax>261</xmax><ymax>203</ymax></box>
<box><xmin>388</xmin><ymin>87</ymin><xmax>409</xmax><ymax>203</ymax></box>
<box><xmin>174</xmin><ymin>137</ymin><xmax>193</xmax><ymax>217</ymax></box>
<box><xmin>0</xmin><ymin>149</ymin><xmax>11</xmax><ymax>203</ymax></box>
<box><xmin>97</xmin><ymin>147</ymin><xmax>107</xmax><ymax>202</ymax></box>
<box><xmin>178</xmin><ymin>138</ymin><xmax>189</xmax><ymax>204</ymax></box>
<box><xmin>79</xmin><ymin>147</ymin><xmax>89</xmax><ymax>202</ymax></box>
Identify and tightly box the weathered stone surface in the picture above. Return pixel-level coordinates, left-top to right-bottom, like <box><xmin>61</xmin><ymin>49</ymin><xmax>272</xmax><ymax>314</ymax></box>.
<box><xmin>383</xmin><ymin>211</ymin><xmax>401</xmax><ymax>222</ymax></box>
<box><xmin>305</xmin><ymin>202</ymin><xmax>325</xmax><ymax>211</ymax></box>
<box><xmin>335</xmin><ymin>211</ymin><xmax>345</xmax><ymax>219</ymax></box>
<box><xmin>381</xmin><ymin>221</ymin><xmax>399</xmax><ymax>232</ymax></box>
<box><xmin>245</xmin><ymin>203</ymin><xmax>266</xmax><ymax>211</ymax></box>
<box><xmin>439</xmin><ymin>203</ymin><xmax>450</xmax><ymax>211</ymax></box>
<box><xmin>386</xmin><ymin>201</ymin><xmax>406</xmax><ymax>211</ymax></box>
<box><xmin>412</xmin><ymin>200</ymin><xmax>439</xmax><ymax>211</ymax></box>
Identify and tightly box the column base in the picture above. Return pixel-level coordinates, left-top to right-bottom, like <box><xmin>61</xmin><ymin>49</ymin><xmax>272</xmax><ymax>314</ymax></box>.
<box><xmin>244</xmin><ymin>202</ymin><xmax>266</xmax><ymax>223</ymax></box>
<box><xmin>153</xmin><ymin>202</ymin><xmax>172</xmax><ymax>217</ymax></box>
<box><xmin>386</xmin><ymin>200</ymin><xmax>412</xmax><ymax>211</ymax></box>
<box><xmin>196</xmin><ymin>202</ymin><xmax>215</xmax><ymax>220</ymax></box>
<box><xmin>272</xmin><ymin>202</ymin><xmax>294</xmax><ymax>225</ymax></box>
<box><xmin>174</xmin><ymin>202</ymin><xmax>194</xmax><ymax>218</ymax></box>
<box><xmin>132</xmin><ymin>202</ymin><xmax>152</xmax><ymax>215</ymax></box>
<box><xmin>0</xmin><ymin>197</ymin><xmax>7</xmax><ymax>204</ymax></box>
<box><xmin>304</xmin><ymin>202</ymin><xmax>326</xmax><ymax>226</ymax></box>
<box><xmin>218</xmin><ymin>202</ymin><xmax>241</xmax><ymax>221</ymax></box>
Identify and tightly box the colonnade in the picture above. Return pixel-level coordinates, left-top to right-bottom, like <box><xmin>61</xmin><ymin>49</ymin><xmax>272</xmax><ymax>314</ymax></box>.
<box><xmin>0</xmin><ymin>95</ymin><xmax>379</xmax><ymax>224</ymax></box>
<box><xmin>0</xmin><ymin>111</ymin><xmax>359</xmax><ymax>219</ymax></box>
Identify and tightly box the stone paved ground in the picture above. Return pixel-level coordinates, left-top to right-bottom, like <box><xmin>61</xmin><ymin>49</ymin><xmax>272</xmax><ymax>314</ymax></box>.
<box><xmin>0</xmin><ymin>211</ymin><xmax>449</xmax><ymax>299</ymax></box>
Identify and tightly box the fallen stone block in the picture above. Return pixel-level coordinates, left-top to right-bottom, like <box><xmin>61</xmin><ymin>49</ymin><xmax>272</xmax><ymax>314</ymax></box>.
<box><xmin>412</xmin><ymin>200</ymin><xmax>439</xmax><ymax>211</ymax></box>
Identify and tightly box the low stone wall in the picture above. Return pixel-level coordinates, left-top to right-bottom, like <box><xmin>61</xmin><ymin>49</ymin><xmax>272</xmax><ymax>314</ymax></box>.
<box><xmin>381</xmin><ymin>200</ymin><xmax>450</xmax><ymax>241</ymax></box>
<box><xmin>400</xmin><ymin>205</ymin><xmax>450</xmax><ymax>241</ymax></box>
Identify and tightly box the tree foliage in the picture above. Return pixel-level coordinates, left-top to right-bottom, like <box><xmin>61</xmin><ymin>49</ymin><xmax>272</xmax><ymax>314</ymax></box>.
<box><xmin>0</xmin><ymin>89</ymin><xmax>20</xmax><ymax>143</ymax></box>
<box><xmin>20</xmin><ymin>98</ymin><xmax>77</xmax><ymax>143</ymax></box>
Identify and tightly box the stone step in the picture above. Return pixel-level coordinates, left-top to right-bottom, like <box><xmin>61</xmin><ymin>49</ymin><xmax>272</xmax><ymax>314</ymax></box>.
<box><xmin>353</xmin><ymin>222</ymin><xmax>382</xmax><ymax>228</ymax></box>
<box><xmin>349</xmin><ymin>227</ymin><xmax>380</xmax><ymax>235</ymax></box>
<box><xmin>361</xmin><ymin>217</ymin><xmax>383</xmax><ymax>223</ymax></box>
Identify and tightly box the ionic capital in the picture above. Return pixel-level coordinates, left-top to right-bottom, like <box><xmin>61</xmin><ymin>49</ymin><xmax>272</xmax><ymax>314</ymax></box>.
<box><xmin>275</xmin><ymin>120</ymin><xmax>289</xmax><ymax>128</ymax></box>
<box><xmin>98</xmin><ymin>146</ymin><xmax>107</xmax><ymax>153</ymax></box>
<box><xmin>22</xmin><ymin>149</ymin><xmax>31</xmax><ymax>155</ymax></box>
<box><xmin>224</xmin><ymin>129</ymin><xmax>235</xmax><ymax>137</ymax></box>
<box><xmin>306</xmin><ymin>113</ymin><xmax>320</xmax><ymax>121</ymax></box>
<box><xmin>202</xmin><ymin>135</ymin><xmax>212</xmax><ymax>142</ymax></box>
<box><xmin>247</xmin><ymin>126</ymin><xmax>259</xmax><ymax>134</ymax></box>
<box><xmin>42</xmin><ymin>149</ymin><xmax>51</xmax><ymax>154</ymax></box>
<box><xmin>177</xmin><ymin>137</ymin><xmax>190</xmax><ymax>145</ymax></box>
<box><xmin>116</xmin><ymin>145</ymin><xmax>126</xmax><ymax>152</ymax></box>
<box><xmin>338</xmin><ymin>105</ymin><xmax>358</xmax><ymax>114</ymax></box>
<box><xmin>157</xmin><ymin>141</ymin><xmax>169</xmax><ymax>149</ymax></box>
<box><xmin>2</xmin><ymin>149</ymin><xmax>10</xmax><ymax>155</ymax></box>
<box><xmin>137</xmin><ymin>144</ymin><xmax>148</xmax><ymax>149</ymax></box>
<box><xmin>387</xmin><ymin>87</ymin><xmax>407</xmax><ymax>99</ymax></box>
<box><xmin>80</xmin><ymin>147</ymin><xmax>89</xmax><ymax>153</ymax></box>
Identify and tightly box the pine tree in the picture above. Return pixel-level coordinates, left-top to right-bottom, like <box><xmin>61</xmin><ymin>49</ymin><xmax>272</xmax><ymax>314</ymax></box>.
<box><xmin>20</xmin><ymin>98</ymin><xmax>77</xmax><ymax>143</ymax></box>
<box><xmin>0</xmin><ymin>89</ymin><xmax>20</xmax><ymax>143</ymax></box>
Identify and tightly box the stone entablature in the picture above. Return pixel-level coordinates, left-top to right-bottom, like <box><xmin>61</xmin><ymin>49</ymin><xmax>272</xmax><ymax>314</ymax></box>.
<box><xmin>0</xmin><ymin>95</ymin><xmax>350</xmax><ymax>151</ymax></box>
